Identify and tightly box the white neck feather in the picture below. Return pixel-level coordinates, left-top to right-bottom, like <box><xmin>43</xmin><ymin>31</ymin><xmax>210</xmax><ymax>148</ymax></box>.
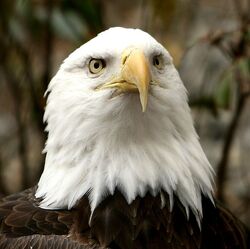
<box><xmin>36</xmin><ymin>68</ymin><xmax>214</xmax><ymax>221</ymax></box>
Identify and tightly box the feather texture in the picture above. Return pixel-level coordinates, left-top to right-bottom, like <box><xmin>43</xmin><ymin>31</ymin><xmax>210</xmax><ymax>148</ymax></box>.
<box><xmin>0</xmin><ymin>188</ymin><xmax>249</xmax><ymax>248</ymax></box>
<box><xmin>36</xmin><ymin>28</ymin><xmax>213</xmax><ymax>221</ymax></box>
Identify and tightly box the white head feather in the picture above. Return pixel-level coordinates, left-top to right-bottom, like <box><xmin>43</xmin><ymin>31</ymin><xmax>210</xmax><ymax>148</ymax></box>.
<box><xmin>36</xmin><ymin>27</ymin><xmax>214</xmax><ymax>220</ymax></box>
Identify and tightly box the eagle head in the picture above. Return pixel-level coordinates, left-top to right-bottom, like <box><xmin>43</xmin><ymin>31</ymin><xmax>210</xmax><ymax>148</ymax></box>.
<box><xmin>36</xmin><ymin>27</ymin><xmax>214</xmax><ymax>221</ymax></box>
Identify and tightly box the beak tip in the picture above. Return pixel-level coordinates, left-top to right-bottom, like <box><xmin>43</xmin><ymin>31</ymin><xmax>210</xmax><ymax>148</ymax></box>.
<box><xmin>141</xmin><ymin>100</ymin><xmax>147</xmax><ymax>112</ymax></box>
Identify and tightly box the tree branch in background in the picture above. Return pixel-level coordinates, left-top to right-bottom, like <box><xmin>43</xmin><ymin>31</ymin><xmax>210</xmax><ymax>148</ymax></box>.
<box><xmin>0</xmin><ymin>4</ymin><xmax>30</xmax><ymax>189</ymax></box>
<box><xmin>42</xmin><ymin>0</ymin><xmax>53</xmax><ymax>94</ymax></box>
<box><xmin>36</xmin><ymin>0</ymin><xmax>54</xmax><ymax>177</ymax></box>
<box><xmin>217</xmin><ymin>68</ymin><xmax>249</xmax><ymax>201</ymax></box>
<box><xmin>0</xmin><ymin>58</ymin><xmax>30</xmax><ymax>189</ymax></box>
<box><xmin>0</xmin><ymin>151</ymin><xmax>7</xmax><ymax>195</ymax></box>
<box><xmin>11</xmin><ymin>0</ymin><xmax>55</xmax><ymax>180</ymax></box>
<box><xmin>205</xmin><ymin>4</ymin><xmax>250</xmax><ymax>201</ymax></box>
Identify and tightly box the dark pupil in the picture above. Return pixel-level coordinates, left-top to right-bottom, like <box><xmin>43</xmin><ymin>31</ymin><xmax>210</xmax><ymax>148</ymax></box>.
<box><xmin>94</xmin><ymin>61</ymin><xmax>100</xmax><ymax>69</ymax></box>
<box><xmin>154</xmin><ymin>58</ymin><xmax>159</xmax><ymax>65</ymax></box>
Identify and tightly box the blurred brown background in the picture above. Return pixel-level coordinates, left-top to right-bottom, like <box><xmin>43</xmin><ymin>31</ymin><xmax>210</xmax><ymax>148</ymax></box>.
<box><xmin>0</xmin><ymin>0</ymin><xmax>249</xmax><ymax>226</ymax></box>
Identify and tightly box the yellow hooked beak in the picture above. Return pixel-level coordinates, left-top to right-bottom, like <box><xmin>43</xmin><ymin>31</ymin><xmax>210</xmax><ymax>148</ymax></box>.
<box><xmin>98</xmin><ymin>48</ymin><xmax>151</xmax><ymax>112</ymax></box>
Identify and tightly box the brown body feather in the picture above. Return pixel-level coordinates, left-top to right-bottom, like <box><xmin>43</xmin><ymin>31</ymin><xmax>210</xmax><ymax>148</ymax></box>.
<box><xmin>0</xmin><ymin>187</ymin><xmax>249</xmax><ymax>249</ymax></box>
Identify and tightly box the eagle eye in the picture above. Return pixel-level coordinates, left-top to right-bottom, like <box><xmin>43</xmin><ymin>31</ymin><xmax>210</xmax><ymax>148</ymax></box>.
<box><xmin>153</xmin><ymin>55</ymin><xmax>164</xmax><ymax>70</ymax></box>
<box><xmin>89</xmin><ymin>59</ymin><xmax>105</xmax><ymax>74</ymax></box>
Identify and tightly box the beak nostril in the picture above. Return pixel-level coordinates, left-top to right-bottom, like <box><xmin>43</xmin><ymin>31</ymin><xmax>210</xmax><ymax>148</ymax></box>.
<box><xmin>122</xmin><ymin>55</ymin><xmax>128</xmax><ymax>65</ymax></box>
<box><xmin>122</xmin><ymin>49</ymin><xmax>134</xmax><ymax>65</ymax></box>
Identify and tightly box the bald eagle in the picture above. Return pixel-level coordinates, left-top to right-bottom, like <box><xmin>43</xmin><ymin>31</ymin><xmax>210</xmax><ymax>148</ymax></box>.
<box><xmin>0</xmin><ymin>27</ymin><xmax>249</xmax><ymax>249</ymax></box>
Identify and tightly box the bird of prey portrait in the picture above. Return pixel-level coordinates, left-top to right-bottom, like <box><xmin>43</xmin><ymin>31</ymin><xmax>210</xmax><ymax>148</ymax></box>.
<box><xmin>0</xmin><ymin>27</ymin><xmax>249</xmax><ymax>249</ymax></box>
